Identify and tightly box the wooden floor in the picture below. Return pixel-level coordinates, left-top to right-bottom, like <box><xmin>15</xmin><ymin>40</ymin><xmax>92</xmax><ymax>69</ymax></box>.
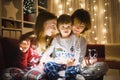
<box><xmin>103</xmin><ymin>69</ymin><xmax>120</xmax><ymax>80</ymax></box>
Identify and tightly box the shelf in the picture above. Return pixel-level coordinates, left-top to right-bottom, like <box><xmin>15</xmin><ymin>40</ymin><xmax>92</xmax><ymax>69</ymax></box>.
<box><xmin>1</xmin><ymin>27</ymin><xmax>22</xmax><ymax>31</ymax></box>
<box><xmin>0</xmin><ymin>0</ymin><xmax>48</xmax><ymax>39</ymax></box>
<box><xmin>24</xmin><ymin>21</ymin><xmax>35</xmax><ymax>25</ymax></box>
<box><xmin>1</xmin><ymin>17</ymin><xmax>22</xmax><ymax>22</ymax></box>
<box><xmin>38</xmin><ymin>6</ymin><xmax>47</xmax><ymax>10</ymax></box>
<box><xmin>2</xmin><ymin>19</ymin><xmax>22</xmax><ymax>29</ymax></box>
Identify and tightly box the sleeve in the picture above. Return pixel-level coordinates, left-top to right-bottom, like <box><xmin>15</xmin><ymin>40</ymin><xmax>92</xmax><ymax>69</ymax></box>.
<box><xmin>27</xmin><ymin>48</ymin><xmax>41</xmax><ymax>70</ymax></box>
<box><xmin>79</xmin><ymin>36</ymin><xmax>87</xmax><ymax>63</ymax></box>
<box><xmin>74</xmin><ymin>36</ymin><xmax>87</xmax><ymax>65</ymax></box>
<box><xmin>40</xmin><ymin>46</ymin><xmax>54</xmax><ymax>64</ymax></box>
<box><xmin>40</xmin><ymin>37</ymin><xmax>57</xmax><ymax>64</ymax></box>
<box><xmin>17</xmin><ymin>49</ymin><xmax>30</xmax><ymax>69</ymax></box>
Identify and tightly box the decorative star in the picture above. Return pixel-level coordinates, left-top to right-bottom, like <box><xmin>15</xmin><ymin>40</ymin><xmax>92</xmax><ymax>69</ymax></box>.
<box><xmin>4</xmin><ymin>1</ymin><xmax>18</xmax><ymax>20</ymax></box>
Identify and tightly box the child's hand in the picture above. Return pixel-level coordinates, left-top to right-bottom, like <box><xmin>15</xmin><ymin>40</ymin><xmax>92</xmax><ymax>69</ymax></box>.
<box><xmin>89</xmin><ymin>57</ymin><xmax>97</xmax><ymax>64</ymax></box>
<box><xmin>66</xmin><ymin>58</ymin><xmax>75</xmax><ymax>66</ymax></box>
<box><xmin>19</xmin><ymin>40</ymin><xmax>30</xmax><ymax>53</ymax></box>
<box><xmin>81</xmin><ymin>57</ymin><xmax>98</xmax><ymax>67</ymax></box>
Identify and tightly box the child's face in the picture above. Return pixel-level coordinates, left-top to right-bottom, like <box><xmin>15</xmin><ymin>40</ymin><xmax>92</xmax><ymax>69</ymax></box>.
<box><xmin>72</xmin><ymin>18</ymin><xmax>85</xmax><ymax>36</ymax></box>
<box><xmin>58</xmin><ymin>23</ymin><xmax>72</xmax><ymax>38</ymax></box>
<box><xmin>44</xmin><ymin>19</ymin><xmax>57</xmax><ymax>37</ymax></box>
<box><xmin>19</xmin><ymin>39</ymin><xmax>30</xmax><ymax>53</ymax></box>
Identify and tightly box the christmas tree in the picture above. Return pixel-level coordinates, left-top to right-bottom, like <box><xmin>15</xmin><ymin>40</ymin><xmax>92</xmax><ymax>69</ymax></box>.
<box><xmin>24</xmin><ymin>0</ymin><xmax>36</xmax><ymax>14</ymax></box>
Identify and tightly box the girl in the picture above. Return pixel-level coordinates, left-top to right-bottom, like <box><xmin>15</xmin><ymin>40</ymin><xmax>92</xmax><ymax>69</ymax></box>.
<box><xmin>71</xmin><ymin>9</ymin><xmax>108</xmax><ymax>80</ymax></box>
<box><xmin>1</xmin><ymin>10</ymin><xmax>58</xmax><ymax>80</ymax></box>
<box><xmin>41</xmin><ymin>14</ymin><xmax>83</xmax><ymax>80</ymax></box>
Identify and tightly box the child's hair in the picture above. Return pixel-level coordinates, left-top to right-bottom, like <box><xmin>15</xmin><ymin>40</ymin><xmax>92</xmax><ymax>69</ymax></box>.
<box><xmin>34</xmin><ymin>10</ymin><xmax>57</xmax><ymax>41</ymax></box>
<box><xmin>34</xmin><ymin>10</ymin><xmax>57</xmax><ymax>50</ymax></box>
<box><xmin>71</xmin><ymin>9</ymin><xmax>91</xmax><ymax>33</ymax></box>
<box><xmin>19</xmin><ymin>31</ymin><xmax>36</xmax><ymax>43</ymax></box>
<box><xmin>57</xmin><ymin>14</ymin><xmax>72</xmax><ymax>29</ymax></box>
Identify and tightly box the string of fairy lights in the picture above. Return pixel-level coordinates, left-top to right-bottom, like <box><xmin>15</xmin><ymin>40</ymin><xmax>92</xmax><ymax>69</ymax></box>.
<box><xmin>52</xmin><ymin>0</ymin><xmax>110</xmax><ymax>44</ymax></box>
<box><xmin>87</xmin><ymin>0</ymin><xmax>110</xmax><ymax>44</ymax></box>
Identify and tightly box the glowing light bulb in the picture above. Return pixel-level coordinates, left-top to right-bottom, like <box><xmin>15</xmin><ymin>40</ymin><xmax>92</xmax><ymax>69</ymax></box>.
<box><xmin>66</xmin><ymin>2</ymin><xmax>69</xmax><ymax>5</ymax></box>
<box><xmin>94</xmin><ymin>37</ymin><xmax>98</xmax><ymax>40</ymax></box>
<box><xmin>69</xmin><ymin>7</ymin><xmax>73</xmax><ymax>12</ymax></box>
<box><xmin>105</xmin><ymin>16</ymin><xmax>108</xmax><ymax>19</ymax></box>
<box><xmin>59</xmin><ymin>10</ymin><xmax>63</xmax><ymax>15</ymax></box>
<box><xmin>102</xmin><ymin>28</ymin><xmax>107</xmax><ymax>33</ymax></box>
<box><xmin>92</xmin><ymin>31</ymin><xmax>95</xmax><ymax>34</ymax></box>
<box><xmin>59</xmin><ymin>4</ymin><xmax>63</xmax><ymax>9</ymax></box>
<box><xmin>94</xmin><ymin>25</ymin><xmax>97</xmax><ymax>28</ymax></box>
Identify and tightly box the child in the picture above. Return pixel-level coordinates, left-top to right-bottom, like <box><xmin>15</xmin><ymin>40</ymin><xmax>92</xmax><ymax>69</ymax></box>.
<box><xmin>41</xmin><ymin>14</ymin><xmax>84</xmax><ymax>80</ymax></box>
<box><xmin>1</xmin><ymin>10</ymin><xmax>57</xmax><ymax>80</ymax></box>
<box><xmin>71</xmin><ymin>9</ymin><xmax>108</xmax><ymax>80</ymax></box>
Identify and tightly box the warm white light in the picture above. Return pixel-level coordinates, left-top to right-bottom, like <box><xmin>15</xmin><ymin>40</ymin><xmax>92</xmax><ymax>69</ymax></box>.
<box><xmin>102</xmin><ymin>27</ymin><xmax>107</xmax><ymax>33</ymax></box>
<box><xmin>59</xmin><ymin>4</ymin><xmax>63</xmax><ymax>9</ymax></box>
<box><xmin>80</xmin><ymin>4</ymin><xmax>84</xmax><ymax>8</ymax></box>
<box><xmin>67</xmin><ymin>0</ymin><xmax>71</xmax><ymax>2</ymax></box>
<box><xmin>104</xmin><ymin>23</ymin><xmax>107</xmax><ymax>26</ymax></box>
<box><xmin>105</xmin><ymin>16</ymin><xmax>108</xmax><ymax>19</ymax></box>
<box><xmin>92</xmin><ymin>31</ymin><xmax>95</xmax><ymax>34</ymax></box>
<box><xmin>59</xmin><ymin>10</ymin><xmax>63</xmax><ymax>15</ymax></box>
<box><xmin>94</xmin><ymin>6</ymin><xmax>97</xmax><ymax>11</ymax></box>
<box><xmin>54</xmin><ymin>0</ymin><xmax>59</xmax><ymax>4</ymax></box>
<box><xmin>92</xmin><ymin>18</ymin><xmax>95</xmax><ymax>21</ymax></box>
<box><xmin>104</xmin><ymin>9</ymin><xmax>106</xmax><ymax>12</ymax></box>
<box><xmin>93</xmin><ymin>0</ymin><xmax>96</xmax><ymax>3</ymax></box>
<box><xmin>101</xmin><ymin>41</ymin><xmax>106</xmax><ymax>44</ymax></box>
<box><xmin>94</xmin><ymin>13</ymin><xmax>96</xmax><ymax>16</ymax></box>
<box><xmin>94</xmin><ymin>25</ymin><xmax>97</xmax><ymax>28</ymax></box>
<box><xmin>69</xmin><ymin>7</ymin><xmax>73</xmax><ymax>12</ymax></box>
<box><xmin>105</xmin><ymin>3</ymin><xmax>107</xmax><ymax>6</ymax></box>
<box><xmin>104</xmin><ymin>36</ymin><xmax>106</xmax><ymax>38</ymax></box>
<box><xmin>94</xmin><ymin>37</ymin><xmax>98</xmax><ymax>40</ymax></box>
<box><xmin>66</xmin><ymin>2</ymin><xmax>70</xmax><ymax>5</ymax></box>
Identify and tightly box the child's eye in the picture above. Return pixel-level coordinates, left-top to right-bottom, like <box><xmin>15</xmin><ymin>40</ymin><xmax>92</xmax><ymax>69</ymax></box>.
<box><xmin>67</xmin><ymin>26</ymin><xmax>70</xmax><ymax>28</ymax></box>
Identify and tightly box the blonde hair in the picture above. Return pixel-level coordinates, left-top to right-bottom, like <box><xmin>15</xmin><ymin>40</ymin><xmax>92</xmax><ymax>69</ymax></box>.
<box><xmin>34</xmin><ymin>10</ymin><xmax>57</xmax><ymax>51</ymax></box>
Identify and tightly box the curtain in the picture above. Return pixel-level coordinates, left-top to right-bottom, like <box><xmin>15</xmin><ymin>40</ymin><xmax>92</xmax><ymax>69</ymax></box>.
<box><xmin>48</xmin><ymin>0</ymin><xmax>120</xmax><ymax>44</ymax></box>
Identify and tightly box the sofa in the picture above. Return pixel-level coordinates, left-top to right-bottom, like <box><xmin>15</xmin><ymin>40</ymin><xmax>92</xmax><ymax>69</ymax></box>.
<box><xmin>0</xmin><ymin>37</ymin><xmax>106</xmax><ymax>80</ymax></box>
